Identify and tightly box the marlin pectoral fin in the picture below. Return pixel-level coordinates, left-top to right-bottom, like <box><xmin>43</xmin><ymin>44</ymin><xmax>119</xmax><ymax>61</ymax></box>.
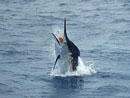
<box><xmin>53</xmin><ymin>55</ymin><xmax>60</xmax><ymax>70</ymax></box>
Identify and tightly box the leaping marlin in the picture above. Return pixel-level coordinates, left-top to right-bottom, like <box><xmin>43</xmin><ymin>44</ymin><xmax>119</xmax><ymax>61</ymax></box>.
<box><xmin>52</xmin><ymin>18</ymin><xmax>80</xmax><ymax>72</ymax></box>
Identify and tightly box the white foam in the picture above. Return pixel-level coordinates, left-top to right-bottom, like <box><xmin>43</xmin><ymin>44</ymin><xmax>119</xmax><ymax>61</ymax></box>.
<box><xmin>50</xmin><ymin>57</ymin><xmax>96</xmax><ymax>77</ymax></box>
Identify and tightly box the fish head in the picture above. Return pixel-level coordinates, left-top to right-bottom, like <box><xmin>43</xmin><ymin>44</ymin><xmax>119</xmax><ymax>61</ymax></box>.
<box><xmin>52</xmin><ymin>18</ymin><xmax>69</xmax><ymax>46</ymax></box>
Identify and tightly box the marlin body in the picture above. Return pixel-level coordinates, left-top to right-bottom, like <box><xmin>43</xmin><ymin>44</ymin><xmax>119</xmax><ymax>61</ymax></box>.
<box><xmin>52</xmin><ymin>18</ymin><xmax>80</xmax><ymax>72</ymax></box>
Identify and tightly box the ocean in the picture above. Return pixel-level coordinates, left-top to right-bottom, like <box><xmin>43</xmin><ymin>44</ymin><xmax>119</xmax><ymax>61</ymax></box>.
<box><xmin>0</xmin><ymin>0</ymin><xmax>130</xmax><ymax>98</ymax></box>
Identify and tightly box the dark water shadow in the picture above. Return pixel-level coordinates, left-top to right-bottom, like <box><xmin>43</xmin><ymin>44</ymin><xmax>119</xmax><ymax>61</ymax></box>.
<box><xmin>48</xmin><ymin>76</ymin><xmax>84</xmax><ymax>98</ymax></box>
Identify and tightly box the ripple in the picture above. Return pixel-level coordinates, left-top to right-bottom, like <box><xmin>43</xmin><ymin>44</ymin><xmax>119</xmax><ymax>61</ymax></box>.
<box><xmin>95</xmin><ymin>85</ymin><xmax>130</xmax><ymax>96</ymax></box>
<box><xmin>0</xmin><ymin>49</ymin><xmax>27</xmax><ymax>56</ymax></box>
<box><xmin>51</xmin><ymin>76</ymin><xmax>84</xmax><ymax>89</ymax></box>
<box><xmin>112</xmin><ymin>19</ymin><xmax>130</xmax><ymax>23</ymax></box>
<box><xmin>0</xmin><ymin>83</ymin><xmax>13</xmax><ymax>95</ymax></box>
<box><xmin>94</xmin><ymin>72</ymin><xmax>130</xmax><ymax>80</ymax></box>
<box><xmin>59</xmin><ymin>3</ymin><xmax>68</xmax><ymax>6</ymax></box>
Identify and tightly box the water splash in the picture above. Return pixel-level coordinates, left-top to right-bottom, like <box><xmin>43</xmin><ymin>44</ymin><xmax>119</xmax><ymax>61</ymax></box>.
<box><xmin>50</xmin><ymin>57</ymin><xmax>96</xmax><ymax>77</ymax></box>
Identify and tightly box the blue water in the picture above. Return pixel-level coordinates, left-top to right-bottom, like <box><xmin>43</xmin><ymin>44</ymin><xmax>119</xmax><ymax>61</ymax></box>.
<box><xmin>0</xmin><ymin>0</ymin><xmax>130</xmax><ymax>98</ymax></box>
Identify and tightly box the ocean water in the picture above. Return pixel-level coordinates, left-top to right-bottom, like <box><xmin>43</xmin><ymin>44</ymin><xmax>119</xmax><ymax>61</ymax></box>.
<box><xmin>0</xmin><ymin>0</ymin><xmax>130</xmax><ymax>98</ymax></box>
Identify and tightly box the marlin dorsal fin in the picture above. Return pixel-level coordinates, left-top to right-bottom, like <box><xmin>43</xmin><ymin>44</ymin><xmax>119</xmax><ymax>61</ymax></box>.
<box><xmin>64</xmin><ymin>18</ymin><xmax>68</xmax><ymax>40</ymax></box>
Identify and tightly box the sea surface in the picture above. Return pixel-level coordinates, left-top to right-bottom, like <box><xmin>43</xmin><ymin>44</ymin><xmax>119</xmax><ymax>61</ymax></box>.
<box><xmin>0</xmin><ymin>0</ymin><xmax>130</xmax><ymax>98</ymax></box>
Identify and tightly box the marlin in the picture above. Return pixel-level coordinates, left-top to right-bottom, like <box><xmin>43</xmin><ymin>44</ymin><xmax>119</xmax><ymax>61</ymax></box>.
<box><xmin>52</xmin><ymin>18</ymin><xmax>80</xmax><ymax>72</ymax></box>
